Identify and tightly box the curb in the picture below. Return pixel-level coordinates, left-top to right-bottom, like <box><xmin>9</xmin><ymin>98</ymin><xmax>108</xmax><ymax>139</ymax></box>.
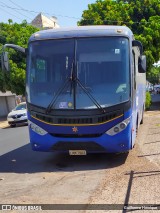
<box><xmin>0</xmin><ymin>121</ymin><xmax>9</xmax><ymax>129</ymax></box>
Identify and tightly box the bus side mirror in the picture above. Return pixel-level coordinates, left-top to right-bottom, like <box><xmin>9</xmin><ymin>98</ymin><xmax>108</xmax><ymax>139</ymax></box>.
<box><xmin>138</xmin><ymin>55</ymin><xmax>146</xmax><ymax>73</ymax></box>
<box><xmin>132</xmin><ymin>40</ymin><xmax>143</xmax><ymax>55</ymax></box>
<box><xmin>1</xmin><ymin>52</ymin><xmax>10</xmax><ymax>71</ymax></box>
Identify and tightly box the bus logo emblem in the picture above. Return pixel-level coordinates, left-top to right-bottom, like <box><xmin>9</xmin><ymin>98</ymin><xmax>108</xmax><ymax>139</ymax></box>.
<box><xmin>72</xmin><ymin>126</ymin><xmax>78</xmax><ymax>133</ymax></box>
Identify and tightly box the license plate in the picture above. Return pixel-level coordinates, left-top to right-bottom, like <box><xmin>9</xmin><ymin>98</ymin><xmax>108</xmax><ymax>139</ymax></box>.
<box><xmin>69</xmin><ymin>150</ymin><xmax>87</xmax><ymax>155</ymax></box>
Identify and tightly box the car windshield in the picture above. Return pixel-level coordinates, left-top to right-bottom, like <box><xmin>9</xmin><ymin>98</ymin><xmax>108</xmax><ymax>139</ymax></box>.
<box><xmin>27</xmin><ymin>37</ymin><xmax>130</xmax><ymax>110</ymax></box>
<box><xmin>15</xmin><ymin>104</ymin><xmax>26</xmax><ymax>110</ymax></box>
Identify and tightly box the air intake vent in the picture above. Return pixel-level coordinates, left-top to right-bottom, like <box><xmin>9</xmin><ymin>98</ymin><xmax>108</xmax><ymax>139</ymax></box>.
<box><xmin>57</xmin><ymin>117</ymin><xmax>93</xmax><ymax>124</ymax></box>
<box><xmin>31</xmin><ymin>110</ymin><xmax>123</xmax><ymax>125</ymax></box>
<box><xmin>50</xmin><ymin>133</ymin><xmax>102</xmax><ymax>138</ymax></box>
<box><xmin>51</xmin><ymin>142</ymin><xmax>105</xmax><ymax>151</ymax></box>
<box><xmin>98</xmin><ymin>113</ymin><xmax>117</xmax><ymax>123</ymax></box>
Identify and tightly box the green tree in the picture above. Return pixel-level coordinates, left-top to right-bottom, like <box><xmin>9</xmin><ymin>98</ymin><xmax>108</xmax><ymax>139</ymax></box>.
<box><xmin>78</xmin><ymin>0</ymin><xmax>160</xmax><ymax>72</ymax></box>
<box><xmin>0</xmin><ymin>20</ymin><xmax>38</xmax><ymax>94</ymax></box>
<box><xmin>147</xmin><ymin>65</ymin><xmax>160</xmax><ymax>84</ymax></box>
<box><xmin>145</xmin><ymin>91</ymin><xmax>151</xmax><ymax>110</ymax></box>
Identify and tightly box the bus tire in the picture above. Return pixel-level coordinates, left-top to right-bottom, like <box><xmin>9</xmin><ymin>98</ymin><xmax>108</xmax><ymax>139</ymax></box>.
<box><xmin>10</xmin><ymin>124</ymin><xmax>16</xmax><ymax>128</ymax></box>
<box><xmin>140</xmin><ymin>109</ymin><xmax>144</xmax><ymax>125</ymax></box>
<box><xmin>136</xmin><ymin>115</ymin><xmax>138</xmax><ymax>137</ymax></box>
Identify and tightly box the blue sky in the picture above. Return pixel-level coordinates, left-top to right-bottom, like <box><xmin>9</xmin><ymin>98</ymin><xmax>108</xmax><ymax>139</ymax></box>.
<box><xmin>0</xmin><ymin>0</ymin><xmax>96</xmax><ymax>27</ymax></box>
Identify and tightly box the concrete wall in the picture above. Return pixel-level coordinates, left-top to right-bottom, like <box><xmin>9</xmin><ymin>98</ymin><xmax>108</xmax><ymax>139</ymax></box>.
<box><xmin>0</xmin><ymin>96</ymin><xmax>16</xmax><ymax>117</ymax></box>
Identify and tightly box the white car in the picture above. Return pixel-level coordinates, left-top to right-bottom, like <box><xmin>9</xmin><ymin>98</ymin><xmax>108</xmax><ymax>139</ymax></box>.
<box><xmin>7</xmin><ymin>102</ymin><xmax>27</xmax><ymax>127</ymax></box>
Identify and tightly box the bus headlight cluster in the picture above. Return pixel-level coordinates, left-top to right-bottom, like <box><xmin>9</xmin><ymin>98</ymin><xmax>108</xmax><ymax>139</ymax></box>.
<box><xmin>106</xmin><ymin>117</ymin><xmax>131</xmax><ymax>136</ymax></box>
<box><xmin>28</xmin><ymin>120</ymin><xmax>47</xmax><ymax>136</ymax></box>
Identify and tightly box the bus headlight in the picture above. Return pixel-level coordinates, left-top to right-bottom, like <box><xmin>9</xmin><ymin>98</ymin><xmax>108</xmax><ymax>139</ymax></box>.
<box><xmin>106</xmin><ymin>117</ymin><xmax>131</xmax><ymax>136</ymax></box>
<box><xmin>28</xmin><ymin>121</ymin><xmax>47</xmax><ymax>136</ymax></box>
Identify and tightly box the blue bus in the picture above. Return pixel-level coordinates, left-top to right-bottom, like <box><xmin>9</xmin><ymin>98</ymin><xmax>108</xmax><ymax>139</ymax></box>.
<box><xmin>1</xmin><ymin>26</ymin><xmax>146</xmax><ymax>155</ymax></box>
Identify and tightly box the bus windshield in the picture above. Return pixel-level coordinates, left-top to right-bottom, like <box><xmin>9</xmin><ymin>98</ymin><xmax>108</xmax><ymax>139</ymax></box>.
<box><xmin>26</xmin><ymin>37</ymin><xmax>130</xmax><ymax>110</ymax></box>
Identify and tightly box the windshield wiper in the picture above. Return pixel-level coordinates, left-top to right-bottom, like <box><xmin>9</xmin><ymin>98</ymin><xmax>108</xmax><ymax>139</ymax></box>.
<box><xmin>46</xmin><ymin>61</ymin><xmax>74</xmax><ymax>114</ymax></box>
<box><xmin>46</xmin><ymin>60</ymin><xmax>105</xmax><ymax>114</ymax></box>
<box><xmin>76</xmin><ymin>78</ymin><xmax>106</xmax><ymax>114</ymax></box>
<box><xmin>45</xmin><ymin>77</ymin><xmax>70</xmax><ymax>114</ymax></box>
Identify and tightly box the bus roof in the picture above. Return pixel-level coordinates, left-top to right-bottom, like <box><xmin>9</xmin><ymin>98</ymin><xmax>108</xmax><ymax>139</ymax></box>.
<box><xmin>29</xmin><ymin>25</ymin><xmax>134</xmax><ymax>42</ymax></box>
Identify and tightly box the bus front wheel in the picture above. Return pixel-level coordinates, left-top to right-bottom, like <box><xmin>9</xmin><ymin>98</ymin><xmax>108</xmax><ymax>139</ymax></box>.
<box><xmin>140</xmin><ymin>109</ymin><xmax>144</xmax><ymax>124</ymax></box>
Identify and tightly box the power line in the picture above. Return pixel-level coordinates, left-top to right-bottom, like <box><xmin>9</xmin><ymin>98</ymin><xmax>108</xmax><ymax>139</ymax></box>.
<box><xmin>0</xmin><ymin>3</ymin><xmax>80</xmax><ymax>20</ymax></box>
<box><xmin>9</xmin><ymin>0</ymin><xmax>28</xmax><ymax>10</ymax></box>
<box><xmin>0</xmin><ymin>1</ymin><xmax>33</xmax><ymax>20</ymax></box>
<box><xmin>0</xmin><ymin>1</ymin><xmax>58</xmax><ymax>28</ymax></box>
<box><xmin>0</xmin><ymin>5</ymin><xmax>22</xmax><ymax>20</ymax></box>
<box><xmin>8</xmin><ymin>0</ymin><xmax>60</xmax><ymax>28</ymax></box>
<box><xmin>7</xmin><ymin>0</ymin><xmax>60</xmax><ymax>28</ymax></box>
<box><xmin>8</xmin><ymin>0</ymin><xmax>35</xmax><ymax>19</ymax></box>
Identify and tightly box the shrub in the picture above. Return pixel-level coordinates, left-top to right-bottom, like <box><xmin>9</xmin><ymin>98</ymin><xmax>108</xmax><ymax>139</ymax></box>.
<box><xmin>145</xmin><ymin>92</ymin><xmax>151</xmax><ymax>110</ymax></box>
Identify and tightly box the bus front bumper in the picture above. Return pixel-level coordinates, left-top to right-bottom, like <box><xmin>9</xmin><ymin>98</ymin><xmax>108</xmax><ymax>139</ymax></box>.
<box><xmin>28</xmin><ymin>123</ymin><xmax>132</xmax><ymax>154</ymax></box>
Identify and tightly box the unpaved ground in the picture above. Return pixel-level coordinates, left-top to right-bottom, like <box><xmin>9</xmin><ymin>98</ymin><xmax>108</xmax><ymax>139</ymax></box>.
<box><xmin>86</xmin><ymin>112</ymin><xmax>160</xmax><ymax>212</ymax></box>
<box><xmin>0</xmin><ymin>100</ymin><xmax>160</xmax><ymax>213</ymax></box>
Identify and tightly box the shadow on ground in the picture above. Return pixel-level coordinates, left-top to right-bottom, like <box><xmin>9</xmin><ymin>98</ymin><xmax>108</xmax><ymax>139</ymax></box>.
<box><xmin>0</xmin><ymin>143</ymin><xmax>128</xmax><ymax>173</ymax></box>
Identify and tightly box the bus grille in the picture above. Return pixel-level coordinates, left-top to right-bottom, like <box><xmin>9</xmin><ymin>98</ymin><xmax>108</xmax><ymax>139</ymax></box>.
<box><xmin>51</xmin><ymin>142</ymin><xmax>105</xmax><ymax>151</ymax></box>
<box><xmin>50</xmin><ymin>133</ymin><xmax>102</xmax><ymax>138</ymax></box>
<box><xmin>12</xmin><ymin>114</ymin><xmax>23</xmax><ymax>119</ymax></box>
<box><xmin>31</xmin><ymin>110</ymin><xmax>122</xmax><ymax>125</ymax></box>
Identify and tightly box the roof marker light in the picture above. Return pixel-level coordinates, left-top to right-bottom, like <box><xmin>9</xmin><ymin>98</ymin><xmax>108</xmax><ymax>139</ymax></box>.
<box><xmin>34</xmin><ymin>33</ymin><xmax>40</xmax><ymax>38</ymax></box>
<box><xmin>117</xmin><ymin>29</ymin><xmax>123</xmax><ymax>33</ymax></box>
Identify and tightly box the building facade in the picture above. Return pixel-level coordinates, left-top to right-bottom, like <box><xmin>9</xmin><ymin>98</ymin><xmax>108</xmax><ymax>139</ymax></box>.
<box><xmin>0</xmin><ymin>91</ymin><xmax>16</xmax><ymax>118</ymax></box>
<box><xmin>31</xmin><ymin>13</ymin><xmax>60</xmax><ymax>29</ymax></box>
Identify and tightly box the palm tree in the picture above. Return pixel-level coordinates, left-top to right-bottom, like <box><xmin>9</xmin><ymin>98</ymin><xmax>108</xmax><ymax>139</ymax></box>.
<box><xmin>8</xmin><ymin>19</ymin><xmax>13</xmax><ymax>25</ymax></box>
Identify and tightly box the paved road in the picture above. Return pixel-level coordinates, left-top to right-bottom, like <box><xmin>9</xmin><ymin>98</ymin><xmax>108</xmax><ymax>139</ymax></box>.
<box><xmin>0</xmin><ymin>125</ymin><xmax>29</xmax><ymax>156</ymax></box>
